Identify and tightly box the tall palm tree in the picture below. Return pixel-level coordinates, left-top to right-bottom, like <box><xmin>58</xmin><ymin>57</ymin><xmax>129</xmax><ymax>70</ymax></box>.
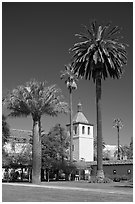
<box><xmin>94</xmin><ymin>137</ymin><xmax>105</xmax><ymax>161</ymax></box>
<box><xmin>113</xmin><ymin>118</ymin><xmax>123</xmax><ymax>160</ymax></box>
<box><xmin>60</xmin><ymin>64</ymin><xmax>78</xmax><ymax>163</ymax></box>
<box><xmin>4</xmin><ymin>79</ymin><xmax>68</xmax><ymax>184</ymax></box>
<box><xmin>70</xmin><ymin>21</ymin><xmax>128</xmax><ymax>179</ymax></box>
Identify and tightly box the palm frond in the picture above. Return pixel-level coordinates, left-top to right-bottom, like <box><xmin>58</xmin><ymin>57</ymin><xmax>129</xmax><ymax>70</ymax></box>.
<box><xmin>104</xmin><ymin>26</ymin><xmax>121</xmax><ymax>40</ymax></box>
<box><xmin>70</xmin><ymin>21</ymin><xmax>128</xmax><ymax>82</ymax></box>
<box><xmin>60</xmin><ymin>63</ymin><xmax>78</xmax><ymax>90</ymax></box>
<box><xmin>75</xmin><ymin>33</ymin><xmax>89</xmax><ymax>41</ymax></box>
<box><xmin>91</xmin><ymin>20</ymin><xmax>98</xmax><ymax>37</ymax></box>
<box><xmin>100</xmin><ymin>22</ymin><xmax>111</xmax><ymax>39</ymax></box>
<box><xmin>5</xmin><ymin>79</ymin><xmax>68</xmax><ymax>120</ymax></box>
<box><xmin>82</xmin><ymin>24</ymin><xmax>94</xmax><ymax>41</ymax></box>
<box><xmin>85</xmin><ymin>59</ymin><xmax>92</xmax><ymax>80</ymax></box>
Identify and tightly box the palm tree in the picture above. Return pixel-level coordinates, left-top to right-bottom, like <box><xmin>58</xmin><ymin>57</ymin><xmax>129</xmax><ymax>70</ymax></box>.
<box><xmin>94</xmin><ymin>137</ymin><xmax>105</xmax><ymax>161</ymax></box>
<box><xmin>60</xmin><ymin>64</ymin><xmax>78</xmax><ymax>163</ymax></box>
<box><xmin>70</xmin><ymin>20</ymin><xmax>128</xmax><ymax>179</ymax></box>
<box><xmin>4</xmin><ymin>79</ymin><xmax>68</xmax><ymax>184</ymax></box>
<box><xmin>113</xmin><ymin>118</ymin><xmax>123</xmax><ymax>160</ymax></box>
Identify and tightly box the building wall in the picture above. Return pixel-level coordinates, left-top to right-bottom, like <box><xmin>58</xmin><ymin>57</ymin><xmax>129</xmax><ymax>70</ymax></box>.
<box><xmin>76</xmin><ymin>124</ymin><xmax>94</xmax><ymax>162</ymax></box>
<box><xmin>73</xmin><ymin>137</ymin><xmax>79</xmax><ymax>161</ymax></box>
<box><xmin>67</xmin><ymin>123</ymin><xmax>94</xmax><ymax>162</ymax></box>
<box><xmin>79</xmin><ymin>137</ymin><xmax>93</xmax><ymax>161</ymax></box>
<box><xmin>78</xmin><ymin>124</ymin><xmax>93</xmax><ymax>139</ymax></box>
<box><xmin>79</xmin><ymin>124</ymin><xmax>93</xmax><ymax>162</ymax></box>
<box><xmin>91</xmin><ymin>163</ymin><xmax>133</xmax><ymax>180</ymax></box>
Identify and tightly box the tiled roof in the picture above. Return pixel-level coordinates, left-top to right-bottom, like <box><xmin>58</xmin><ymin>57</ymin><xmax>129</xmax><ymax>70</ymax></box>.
<box><xmin>9</xmin><ymin>129</ymin><xmax>32</xmax><ymax>142</ymax></box>
<box><xmin>73</xmin><ymin>112</ymin><xmax>89</xmax><ymax>124</ymax></box>
<box><xmin>87</xmin><ymin>159</ymin><xmax>133</xmax><ymax>166</ymax></box>
<box><xmin>73</xmin><ymin>102</ymin><xmax>89</xmax><ymax>124</ymax></box>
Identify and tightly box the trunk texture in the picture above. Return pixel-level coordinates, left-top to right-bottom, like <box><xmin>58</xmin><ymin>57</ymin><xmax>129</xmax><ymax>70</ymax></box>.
<box><xmin>69</xmin><ymin>88</ymin><xmax>73</xmax><ymax>163</ymax></box>
<box><xmin>47</xmin><ymin>170</ymin><xmax>50</xmax><ymax>182</ymax></box>
<box><xmin>32</xmin><ymin>119</ymin><xmax>41</xmax><ymax>184</ymax></box>
<box><xmin>96</xmin><ymin>75</ymin><xmax>104</xmax><ymax>179</ymax></box>
<box><xmin>117</xmin><ymin>126</ymin><xmax>120</xmax><ymax>160</ymax></box>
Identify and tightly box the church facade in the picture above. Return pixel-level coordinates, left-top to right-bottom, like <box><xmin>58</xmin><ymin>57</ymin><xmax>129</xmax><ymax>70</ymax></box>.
<box><xmin>67</xmin><ymin>102</ymin><xmax>94</xmax><ymax>162</ymax></box>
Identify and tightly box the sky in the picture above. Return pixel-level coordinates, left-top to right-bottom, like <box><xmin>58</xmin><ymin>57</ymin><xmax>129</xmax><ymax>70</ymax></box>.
<box><xmin>2</xmin><ymin>2</ymin><xmax>133</xmax><ymax>145</ymax></box>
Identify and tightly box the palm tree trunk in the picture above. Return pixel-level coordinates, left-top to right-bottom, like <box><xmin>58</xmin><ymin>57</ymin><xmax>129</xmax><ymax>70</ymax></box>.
<box><xmin>47</xmin><ymin>170</ymin><xmax>50</xmax><ymax>182</ymax></box>
<box><xmin>32</xmin><ymin>118</ymin><xmax>41</xmax><ymax>184</ymax></box>
<box><xmin>96</xmin><ymin>73</ymin><xmax>104</xmax><ymax>179</ymax></box>
<box><xmin>117</xmin><ymin>126</ymin><xmax>120</xmax><ymax>160</ymax></box>
<box><xmin>69</xmin><ymin>88</ymin><xmax>73</xmax><ymax>163</ymax></box>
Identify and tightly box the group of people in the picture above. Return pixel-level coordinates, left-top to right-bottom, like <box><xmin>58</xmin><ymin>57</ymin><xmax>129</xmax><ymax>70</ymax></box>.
<box><xmin>3</xmin><ymin>168</ymin><xmax>20</xmax><ymax>182</ymax></box>
<box><xmin>2</xmin><ymin>168</ymin><xmax>30</xmax><ymax>182</ymax></box>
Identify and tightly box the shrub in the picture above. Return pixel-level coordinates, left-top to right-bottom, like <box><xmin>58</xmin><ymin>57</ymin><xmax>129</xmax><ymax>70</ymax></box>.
<box><xmin>89</xmin><ymin>176</ymin><xmax>112</xmax><ymax>183</ymax></box>
<box><xmin>113</xmin><ymin>176</ymin><xmax>121</xmax><ymax>182</ymax></box>
<box><xmin>111</xmin><ymin>174</ymin><xmax>129</xmax><ymax>182</ymax></box>
<box><xmin>128</xmin><ymin>178</ymin><xmax>133</xmax><ymax>183</ymax></box>
<box><xmin>121</xmin><ymin>175</ymin><xmax>128</xmax><ymax>181</ymax></box>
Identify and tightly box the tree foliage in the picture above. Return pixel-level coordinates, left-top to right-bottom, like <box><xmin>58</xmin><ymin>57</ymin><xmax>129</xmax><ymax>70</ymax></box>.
<box><xmin>60</xmin><ymin>64</ymin><xmax>78</xmax><ymax>163</ymax></box>
<box><xmin>2</xmin><ymin>114</ymin><xmax>10</xmax><ymax>145</ymax></box>
<box><xmin>3</xmin><ymin>143</ymin><xmax>32</xmax><ymax>167</ymax></box>
<box><xmin>42</xmin><ymin>124</ymin><xmax>70</xmax><ymax>171</ymax></box>
<box><xmin>3</xmin><ymin>79</ymin><xmax>68</xmax><ymax>184</ymax></box>
<box><xmin>70</xmin><ymin>20</ymin><xmax>128</xmax><ymax>82</ymax></box>
<box><xmin>114</xmin><ymin>140</ymin><xmax>133</xmax><ymax>160</ymax></box>
<box><xmin>129</xmin><ymin>137</ymin><xmax>133</xmax><ymax>159</ymax></box>
<box><xmin>70</xmin><ymin>20</ymin><xmax>128</xmax><ymax>179</ymax></box>
<box><xmin>113</xmin><ymin>118</ymin><xmax>123</xmax><ymax>129</ymax></box>
<box><xmin>60</xmin><ymin>64</ymin><xmax>78</xmax><ymax>90</ymax></box>
<box><xmin>4</xmin><ymin>79</ymin><xmax>69</xmax><ymax>120</ymax></box>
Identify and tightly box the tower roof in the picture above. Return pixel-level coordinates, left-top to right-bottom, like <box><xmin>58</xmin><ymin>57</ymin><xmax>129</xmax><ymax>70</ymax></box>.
<box><xmin>73</xmin><ymin>102</ymin><xmax>89</xmax><ymax>124</ymax></box>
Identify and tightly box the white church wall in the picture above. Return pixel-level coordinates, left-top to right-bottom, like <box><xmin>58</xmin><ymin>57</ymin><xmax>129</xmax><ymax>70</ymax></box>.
<box><xmin>73</xmin><ymin>137</ymin><xmax>79</xmax><ymax>161</ymax></box>
<box><xmin>89</xmin><ymin>126</ymin><xmax>94</xmax><ymax>139</ymax></box>
<box><xmin>66</xmin><ymin>102</ymin><xmax>94</xmax><ymax>163</ymax></box>
<box><xmin>78</xmin><ymin>124</ymin><xmax>94</xmax><ymax>162</ymax></box>
<box><xmin>78</xmin><ymin>124</ymin><xmax>93</xmax><ymax>139</ymax></box>
<box><xmin>79</xmin><ymin>137</ymin><xmax>94</xmax><ymax>162</ymax></box>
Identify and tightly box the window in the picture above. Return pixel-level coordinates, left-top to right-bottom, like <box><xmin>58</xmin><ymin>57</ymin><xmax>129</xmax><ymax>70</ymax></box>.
<box><xmin>82</xmin><ymin>126</ymin><xmax>85</xmax><ymax>134</ymax></box>
<box><xmin>74</xmin><ymin>126</ymin><xmax>77</xmax><ymax>135</ymax></box>
<box><xmin>72</xmin><ymin>145</ymin><xmax>74</xmax><ymax>151</ymax></box>
<box><xmin>88</xmin><ymin>127</ymin><xmax>90</xmax><ymax>135</ymax></box>
<box><xmin>127</xmin><ymin>169</ymin><xmax>131</xmax><ymax>174</ymax></box>
<box><xmin>113</xmin><ymin>170</ymin><xmax>116</xmax><ymax>174</ymax></box>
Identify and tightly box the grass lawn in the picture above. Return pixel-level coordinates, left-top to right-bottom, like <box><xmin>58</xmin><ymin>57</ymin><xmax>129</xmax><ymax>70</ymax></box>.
<box><xmin>2</xmin><ymin>181</ymin><xmax>133</xmax><ymax>202</ymax></box>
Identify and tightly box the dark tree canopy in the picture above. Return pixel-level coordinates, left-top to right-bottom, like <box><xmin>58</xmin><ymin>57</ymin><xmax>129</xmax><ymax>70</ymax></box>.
<box><xmin>42</xmin><ymin>124</ymin><xmax>70</xmax><ymax>170</ymax></box>
<box><xmin>70</xmin><ymin>21</ymin><xmax>128</xmax><ymax>82</ymax></box>
<box><xmin>2</xmin><ymin>114</ymin><xmax>10</xmax><ymax>145</ymax></box>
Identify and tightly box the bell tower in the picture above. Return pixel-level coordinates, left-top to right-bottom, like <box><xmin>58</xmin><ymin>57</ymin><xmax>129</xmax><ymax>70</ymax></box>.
<box><xmin>67</xmin><ymin>102</ymin><xmax>94</xmax><ymax>162</ymax></box>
